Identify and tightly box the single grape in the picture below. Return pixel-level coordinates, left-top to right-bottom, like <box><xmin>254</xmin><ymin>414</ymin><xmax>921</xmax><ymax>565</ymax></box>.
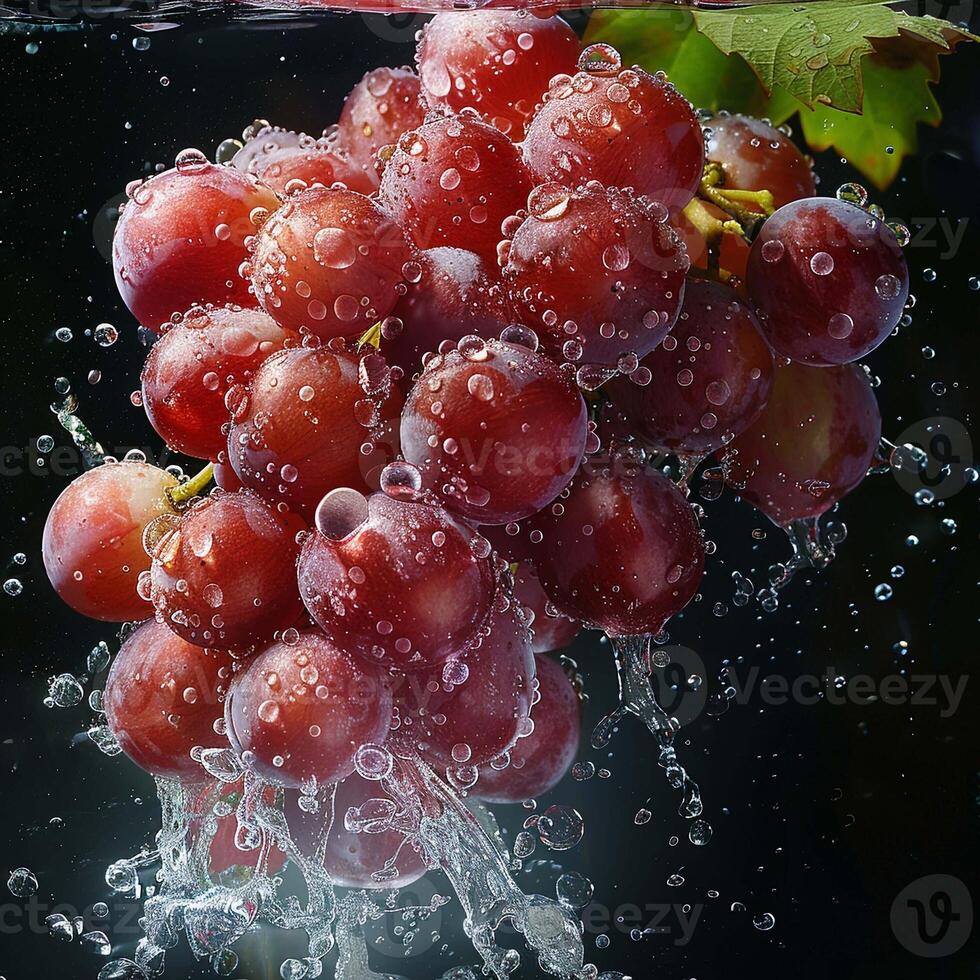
<box><xmin>297</xmin><ymin>491</ymin><xmax>496</xmax><ymax>671</ymax></box>
<box><xmin>400</xmin><ymin>336</ymin><xmax>588</xmax><ymax>525</ymax></box>
<box><xmin>233</xmin><ymin>125</ymin><xmax>372</xmax><ymax>196</ymax></box>
<box><xmin>503</xmin><ymin>181</ymin><xmax>688</xmax><ymax>368</ymax></box>
<box><xmin>248</xmin><ymin>185</ymin><xmax>413</xmax><ymax>339</ymax></box>
<box><xmin>475</xmin><ymin>653</ymin><xmax>581</xmax><ymax>803</ymax></box>
<box><xmin>608</xmin><ymin>278</ymin><xmax>774</xmax><ymax>455</ymax></box>
<box><xmin>336</xmin><ymin>67</ymin><xmax>426</xmax><ymax>190</ymax></box>
<box><xmin>224</xmin><ymin>630</ymin><xmax>393</xmax><ymax>787</ymax></box>
<box><xmin>104</xmin><ymin>619</ymin><xmax>232</xmax><ymax>780</ymax></box>
<box><xmin>225</xmin><ymin>341</ymin><xmax>403</xmax><ymax>521</ymax></box>
<box><xmin>416</xmin><ymin>11</ymin><xmax>580</xmax><ymax>138</ymax></box>
<box><xmin>724</xmin><ymin>359</ymin><xmax>881</xmax><ymax>525</ymax></box>
<box><xmin>284</xmin><ymin>773</ymin><xmax>428</xmax><ymax>888</ymax></box>
<box><xmin>747</xmin><ymin>197</ymin><xmax>910</xmax><ymax>365</ymax></box>
<box><xmin>522</xmin><ymin>58</ymin><xmax>704</xmax><ymax>213</ymax></box>
<box><xmin>394</xmin><ymin>599</ymin><xmax>536</xmax><ymax>769</ymax></box>
<box><xmin>141</xmin><ymin>305</ymin><xmax>296</xmax><ymax>461</ymax></box>
<box><xmin>513</xmin><ymin>562</ymin><xmax>580</xmax><ymax>654</ymax></box>
<box><xmin>383</xmin><ymin>247</ymin><xmax>513</xmax><ymax>377</ymax></box>
<box><xmin>42</xmin><ymin>462</ymin><xmax>177</xmax><ymax>622</ymax></box>
<box><xmin>377</xmin><ymin>111</ymin><xmax>534</xmax><ymax>264</ymax></box>
<box><xmin>113</xmin><ymin>158</ymin><xmax>279</xmax><ymax>332</ymax></box>
<box><xmin>528</xmin><ymin>456</ymin><xmax>705</xmax><ymax>636</ymax></box>
<box><xmin>149</xmin><ymin>490</ymin><xmax>304</xmax><ymax>653</ymax></box>
<box><xmin>212</xmin><ymin>460</ymin><xmax>243</xmax><ymax>493</ymax></box>
<box><xmin>705</xmin><ymin>114</ymin><xmax>816</xmax><ymax>209</ymax></box>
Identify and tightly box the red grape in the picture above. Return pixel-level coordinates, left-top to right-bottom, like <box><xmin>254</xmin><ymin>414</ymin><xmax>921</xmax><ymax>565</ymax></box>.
<box><xmin>249</xmin><ymin>185</ymin><xmax>414</xmax><ymax>339</ymax></box>
<box><xmin>149</xmin><ymin>489</ymin><xmax>304</xmax><ymax>653</ymax></box>
<box><xmin>513</xmin><ymin>562</ymin><xmax>580</xmax><ymax>653</ymax></box>
<box><xmin>104</xmin><ymin>619</ymin><xmax>232</xmax><ymax>780</ymax></box>
<box><xmin>400</xmin><ymin>336</ymin><xmax>588</xmax><ymax>525</ymax></box>
<box><xmin>608</xmin><ymin>278</ymin><xmax>774</xmax><ymax>455</ymax></box>
<box><xmin>377</xmin><ymin>112</ymin><xmax>534</xmax><ymax>264</ymax></box>
<box><xmin>213</xmin><ymin>460</ymin><xmax>243</xmax><ymax>492</ymax></box>
<box><xmin>747</xmin><ymin>197</ymin><xmax>910</xmax><ymax>365</ymax></box>
<box><xmin>383</xmin><ymin>247</ymin><xmax>513</xmax><ymax>377</ymax></box>
<box><xmin>113</xmin><ymin>155</ymin><xmax>280</xmax><ymax>332</ymax></box>
<box><xmin>416</xmin><ymin>11</ymin><xmax>580</xmax><ymax>138</ymax></box>
<box><xmin>141</xmin><ymin>305</ymin><xmax>295</xmax><ymax>461</ymax></box>
<box><xmin>705</xmin><ymin>114</ymin><xmax>815</xmax><ymax>209</ymax></box>
<box><xmin>724</xmin><ymin>359</ymin><xmax>881</xmax><ymax>526</ymax></box>
<box><xmin>336</xmin><ymin>67</ymin><xmax>426</xmax><ymax>189</ymax></box>
<box><xmin>43</xmin><ymin>462</ymin><xmax>176</xmax><ymax>622</ymax></box>
<box><xmin>297</xmin><ymin>490</ymin><xmax>497</xmax><ymax>671</ymax></box>
<box><xmin>503</xmin><ymin>182</ymin><xmax>688</xmax><ymax>369</ymax></box>
<box><xmin>395</xmin><ymin>599</ymin><xmax>536</xmax><ymax>769</ymax></box>
<box><xmin>225</xmin><ymin>341</ymin><xmax>404</xmax><ymax>521</ymax></box>
<box><xmin>528</xmin><ymin>456</ymin><xmax>704</xmax><ymax>635</ymax></box>
<box><xmin>522</xmin><ymin>55</ymin><xmax>704</xmax><ymax>213</ymax></box>
<box><xmin>224</xmin><ymin>630</ymin><xmax>393</xmax><ymax>787</ymax></box>
<box><xmin>475</xmin><ymin>653</ymin><xmax>580</xmax><ymax>803</ymax></box>
<box><xmin>248</xmin><ymin>133</ymin><xmax>378</xmax><ymax>196</ymax></box>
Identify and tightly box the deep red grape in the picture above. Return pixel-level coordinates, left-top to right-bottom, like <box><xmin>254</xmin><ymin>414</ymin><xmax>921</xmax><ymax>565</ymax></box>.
<box><xmin>104</xmin><ymin>619</ymin><xmax>232</xmax><ymax>780</ymax></box>
<box><xmin>528</xmin><ymin>456</ymin><xmax>704</xmax><ymax>636</ymax></box>
<box><xmin>382</xmin><ymin>247</ymin><xmax>513</xmax><ymax>377</ymax></box>
<box><xmin>705</xmin><ymin>114</ymin><xmax>815</xmax><ymax>209</ymax></box>
<box><xmin>336</xmin><ymin>67</ymin><xmax>426</xmax><ymax>190</ymax></box>
<box><xmin>394</xmin><ymin>599</ymin><xmax>536</xmax><ymax>769</ymax></box>
<box><xmin>141</xmin><ymin>305</ymin><xmax>295</xmax><ymax>461</ymax></box>
<box><xmin>503</xmin><ymin>182</ymin><xmax>688</xmax><ymax>369</ymax></box>
<box><xmin>225</xmin><ymin>341</ymin><xmax>404</xmax><ymax>521</ymax></box>
<box><xmin>224</xmin><ymin>630</ymin><xmax>393</xmax><ymax>787</ymax></box>
<box><xmin>377</xmin><ymin>112</ymin><xmax>534</xmax><ymax>264</ymax></box>
<box><xmin>213</xmin><ymin>460</ymin><xmax>243</xmax><ymax>492</ymax></box>
<box><xmin>249</xmin><ymin>185</ymin><xmax>414</xmax><ymax>339</ymax></box>
<box><xmin>608</xmin><ymin>278</ymin><xmax>774</xmax><ymax>455</ymax></box>
<box><xmin>297</xmin><ymin>491</ymin><xmax>497</xmax><ymax>671</ymax></box>
<box><xmin>149</xmin><ymin>489</ymin><xmax>304</xmax><ymax>653</ymax></box>
<box><xmin>400</xmin><ymin>336</ymin><xmax>588</xmax><ymax>525</ymax></box>
<box><xmin>416</xmin><ymin>11</ymin><xmax>580</xmax><ymax>138</ymax></box>
<box><xmin>522</xmin><ymin>55</ymin><xmax>704</xmax><ymax>213</ymax></box>
<box><xmin>475</xmin><ymin>653</ymin><xmax>580</xmax><ymax>803</ymax></box>
<box><xmin>43</xmin><ymin>462</ymin><xmax>177</xmax><ymax>622</ymax></box>
<box><xmin>513</xmin><ymin>562</ymin><xmax>580</xmax><ymax>653</ymax></box>
<box><xmin>113</xmin><ymin>156</ymin><xmax>279</xmax><ymax>332</ymax></box>
<box><xmin>747</xmin><ymin>197</ymin><xmax>909</xmax><ymax>365</ymax></box>
<box><xmin>724</xmin><ymin>359</ymin><xmax>881</xmax><ymax>525</ymax></box>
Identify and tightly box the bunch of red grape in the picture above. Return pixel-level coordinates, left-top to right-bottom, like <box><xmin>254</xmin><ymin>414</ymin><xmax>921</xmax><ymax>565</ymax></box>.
<box><xmin>42</xmin><ymin>10</ymin><xmax>906</xmax><ymax>885</ymax></box>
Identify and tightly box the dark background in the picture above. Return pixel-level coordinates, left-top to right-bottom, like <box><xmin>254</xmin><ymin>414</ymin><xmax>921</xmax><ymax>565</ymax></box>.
<box><xmin>0</xmin><ymin>5</ymin><xmax>977</xmax><ymax>980</ymax></box>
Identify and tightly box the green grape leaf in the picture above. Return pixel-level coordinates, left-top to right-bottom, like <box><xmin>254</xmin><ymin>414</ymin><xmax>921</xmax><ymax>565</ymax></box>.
<box><xmin>584</xmin><ymin>9</ymin><xmax>775</xmax><ymax>115</ymax></box>
<box><xmin>690</xmin><ymin>0</ymin><xmax>977</xmax><ymax>113</ymax></box>
<box><xmin>795</xmin><ymin>54</ymin><xmax>941</xmax><ymax>189</ymax></box>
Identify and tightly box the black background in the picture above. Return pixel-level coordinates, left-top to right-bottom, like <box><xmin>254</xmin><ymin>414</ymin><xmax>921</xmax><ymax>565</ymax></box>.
<box><xmin>0</xmin><ymin>6</ymin><xmax>977</xmax><ymax>980</ymax></box>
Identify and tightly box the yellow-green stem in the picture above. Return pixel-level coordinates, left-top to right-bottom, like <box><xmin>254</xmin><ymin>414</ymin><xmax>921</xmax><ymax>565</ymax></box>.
<box><xmin>168</xmin><ymin>462</ymin><xmax>214</xmax><ymax>508</ymax></box>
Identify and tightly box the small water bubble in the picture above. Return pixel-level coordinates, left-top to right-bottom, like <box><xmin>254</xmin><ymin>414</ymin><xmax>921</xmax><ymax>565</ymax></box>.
<box><xmin>940</xmin><ymin>517</ymin><xmax>957</xmax><ymax>535</ymax></box>
<box><xmin>81</xmin><ymin>931</ymin><xmax>112</xmax><ymax>956</ymax></box>
<box><xmin>3</xmin><ymin>578</ymin><xmax>23</xmax><ymax>597</ymax></box>
<box><xmin>688</xmin><ymin>818</ymin><xmax>713</xmax><ymax>845</ymax></box>
<box><xmin>753</xmin><ymin>912</ymin><xmax>776</xmax><ymax>931</ymax></box>
<box><xmin>537</xmin><ymin>804</ymin><xmax>584</xmax><ymax>850</ymax></box>
<box><xmin>874</xmin><ymin>583</ymin><xmax>893</xmax><ymax>601</ymax></box>
<box><xmin>922</xmin><ymin>268</ymin><xmax>937</xmax><ymax>282</ymax></box>
<box><xmin>7</xmin><ymin>868</ymin><xmax>38</xmax><ymax>898</ymax></box>
<box><xmin>556</xmin><ymin>871</ymin><xmax>594</xmax><ymax>909</ymax></box>
<box><xmin>94</xmin><ymin>323</ymin><xmax>119</xmax><ymax>347</ymax></box>
<box><xmin>47</xmin><ymin>673</ymin><xmax>84</xmax><ymax>707</ymax></box>
<box><xmin>55</xmin><ymin>327</ymin><xmax>73</xmax><ymax>343</ymax></box>
<box><xmin>131</xmin><ymin>36</ymin><xmax>151</xmax><ymax>51</ymax></box>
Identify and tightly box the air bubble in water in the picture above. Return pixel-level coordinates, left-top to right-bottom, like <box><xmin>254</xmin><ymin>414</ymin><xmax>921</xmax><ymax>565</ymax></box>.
<box><xmin>537</xmin><ymin>804</ymin><xmax>584</xmax><ymax>850</ymax></box>
<box><xmin>753</xmin><ymin>912</ymin><xmax>776</xmax><ymax>931</ymax></box>
<box><xmin>556</xmin><ymin>872</ymin><xmax>594</xmax><ymax>909</ymax></box>
<box><xmin>3</xmin><ymin>578</ymin><xmax>23</xmax><ymax>597</ymax></box>
<box><xmin>95</xmin><ymin>323</ymin><xmax>119</xmax><ymax>347</ymax></box>
<box><xmin>7</xmin><ymin>868</ymin><xmax>38</xmax><ymax>897</ymax></box>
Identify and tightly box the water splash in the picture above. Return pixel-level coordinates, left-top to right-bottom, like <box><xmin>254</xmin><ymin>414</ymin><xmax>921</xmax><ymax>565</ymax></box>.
<box><xmin>593</xmin><ymin>635</ymin><xmax>704</xmax><ymax>822</ymax></box>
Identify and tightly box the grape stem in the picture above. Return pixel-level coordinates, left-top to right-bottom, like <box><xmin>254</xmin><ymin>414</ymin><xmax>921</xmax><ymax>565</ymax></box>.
<box><xmin>167</xmin><ymin>462</ymin><xmax>214</xmax><ymax>508</ymax></box>
<box><xmin>357</xmin><ymin>321</ymin><xmax>382</xmax><ymax>350</ymax></box>
<box><xmin>697</xmin><ymin>162</ymin><xmax>775</xmax><ymax>239</ymax></box>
